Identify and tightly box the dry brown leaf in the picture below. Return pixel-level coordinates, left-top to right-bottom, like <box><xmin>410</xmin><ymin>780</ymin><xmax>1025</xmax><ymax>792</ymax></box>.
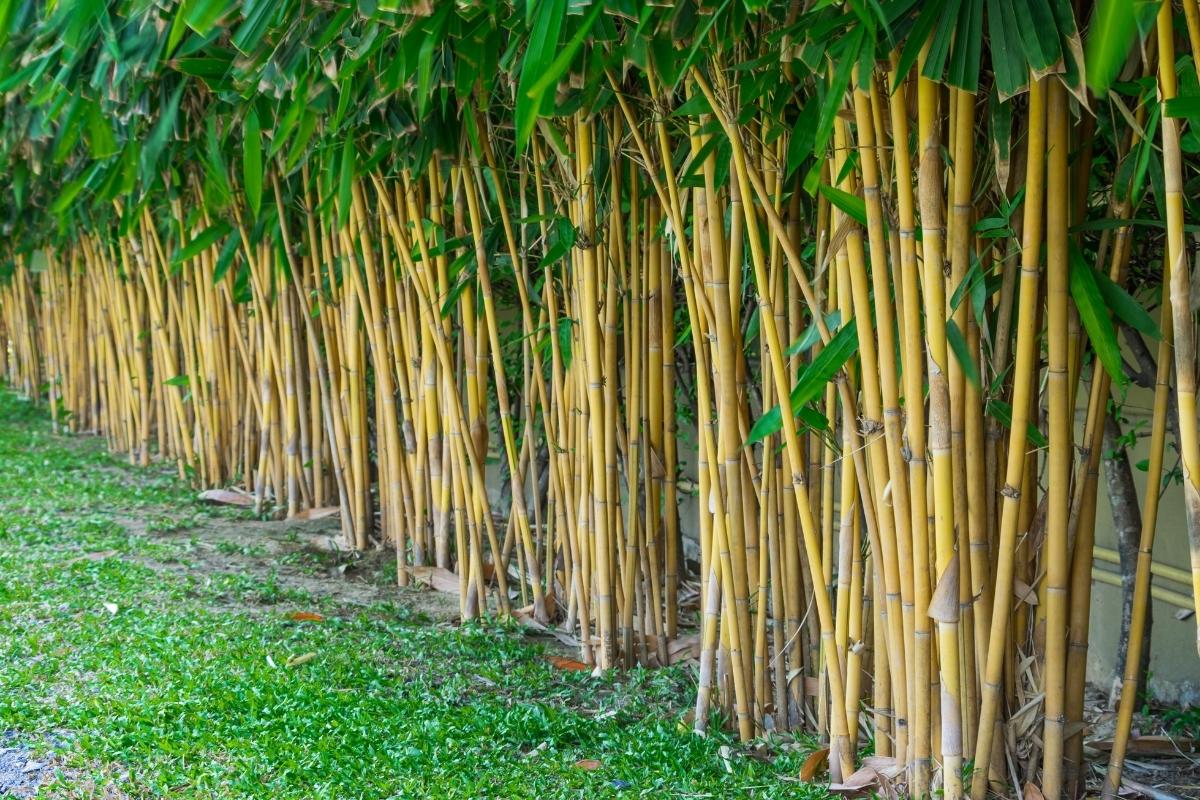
<box><xmin>859</xmin><ymin>756</ymin><xmax>903</xmax><ymax>778</ymax></box>
<box><xmin>1024</xmin><ymin>782</ymin><xmax>1046</xmax><ymax>800</ymax></box>
<box><xmin>1090</xmin><ymin>735</ymin><xmax>1198</xmax><ymax>754</ymax></box>
<box><xmin>198</xmin><ymin>488</ymin><xmax>255</xmax><ymax>507</ymax></box>
<box><xmin>546</xmin><ymin>655</ymin><xmax>591</xmax><ymax>672</ymax></box>
<box><xmin>292</xmin><ymin>506</ymin><xmax>339</xmax><ymax>520</ymax></box>
<box><xmin>573</xmin><ymin>759</ymin><xmax>602</xmax><ymax>771</ymax></box>
<box><xmin>829</xmin><ymin>759</ymin><xmax>902</xmax><ymax>796</ymax></box>
<box><xmin>1013</xmin><ymin>578</ymin><xmax>1039</xmax><ymax>605</ymax></box>
<box><xmin>410</xmin><ymin>566</ymin><xmax>460</xmax><ymax>596</ymax></box>
<box><xmin>514</xmin><ymin>592</ymin><xmax>557</xmax><ymax>620</ymax></box>
<box><xmin>285</xmin><ymin>652</ymin><xmax>316</xmax><ymax>667</ymax></box>
<box><xmin>288</xmin><ymin>611</ymin><xmax>325</xmax><ymax>622</ymax></box>
<box><xmin>668</xmin><ymin>634</ymin><xmax>700</xmax><ymax>664</ymax></box>
<box><xmin>830</xmin><ymin>766</ymin><xmax>881</xmax><ymax>794</ymax></box>
<box><xmin>800</xmin><ymin>748</ymin><xmax>829</xmax><ymax>781</ymax></box>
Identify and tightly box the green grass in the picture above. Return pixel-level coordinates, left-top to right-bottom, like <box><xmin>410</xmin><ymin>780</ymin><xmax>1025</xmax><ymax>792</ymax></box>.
<box><xmin>0</xmin><ymin>390</ymin><xmax>828</xmax><ymax>799</ymax></box>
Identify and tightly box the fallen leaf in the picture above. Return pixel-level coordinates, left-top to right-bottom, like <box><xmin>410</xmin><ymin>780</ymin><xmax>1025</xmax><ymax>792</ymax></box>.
<box><xmin>198</xmin><ymin>488</ymin><xmax>255</xmax><ymax>506</ymax></box>
<box><xmin>286</xmin><ymin>652</ymin><xmax>316</xmax><ymax>667</ymax></box>
<box><xmin>523</xmin><ymin>741</ymin><xmax>548</xmax><ymax>760</ymax></box>
<box><xmin>719</xmin><ymin>745</ymin><xmax>734</xmax><ymax>774</ymax></box>
<box><xmin>64</xmin><ymin>549</ymin><xmax>118</xmax><ymax>566</ymax></box>
<box><xmin>829</xmin><ymin>758</ymin><xmax>903</xmax><ymax>796</ymax></box>
<box><xmin>514</xmin><ymin>591</ymin><xmax>557</xmax><ymax>620</ymax></box>
<box><xmin>292</xmin><ymin>506</ymin><xmax>339</xmax><ymax>520</ymax></box>
<box><xmin>668</xmin><ymin>634</ymin><xmax>700</xmax><ymax>664</ymax></box>
<box><xmin>860</xmin><ymin>756</ymin><xmax>903</xmax><ymax>778</ymax></box>
<box><xmin>410</xmin><ymin>565</ymin><xmax>460</xmax><ymax>596</ymax></box>
<box><xmin>288</xmin><ymin>611</ymin><xmax>325</xmax><ymax>622</ymax></box>
<box><xmin>546</xmin><ymin>655</ymin><xmax>591</xmax><ymax>672</ymax></box>
<box><xmin>574</xmin><ymin>759</ymin><xmax>602</xmax><ymax>771</ymax></box>
<box><xmin>800</xmin><ymin>748</ymin><xmax>829</xmax><ymax>781</ymax></box>
<box><xmin>1024</xmin><ymin>783</ymin><xmax>1046</xmax><ymax>800</ymax></box>
<box><xmin>1089</xmin><ymin>735</ymin><xmax>1198</xmax><ymax>754</ymax></box>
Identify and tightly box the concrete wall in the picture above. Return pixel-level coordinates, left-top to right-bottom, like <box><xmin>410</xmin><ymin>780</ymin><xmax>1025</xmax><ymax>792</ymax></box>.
<box><xmin>1086</xmin><ymin>381</ymin><xmax>1199</xmax><ymax>706</ymax></box>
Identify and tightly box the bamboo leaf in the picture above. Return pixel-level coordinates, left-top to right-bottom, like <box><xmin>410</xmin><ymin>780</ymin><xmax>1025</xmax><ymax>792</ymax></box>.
<box><xmin>1068</xmin><ymin>243</ymin><xmax>1127</xmax><ymax>385</ymax></box>
<box><xmin>243</xmin><ymin>108</ymin><xmax>263</xmax><ymax>217</ymax></box>
<box><xmin>515</xmin><ymin>0</ymin><xmax>566</xmax><ymax>153</ymax></box>
<box><xmin>946</xmin><ymin>319</ymin><xmax>980</xmax><ymax>389</ymax></box>
<box><xmin>172</xmin><ymin>221</ymin><xmax>232</xmax><ymax>266</ymax></box>
<box><xmin>140</xmin><ymin>82</ymin><xmax>185</xmax><ymax>188</ymax></box>
<box><xmin>986</xmin><ymin>399</ymin><xmax>1049</xmax><ymax>449</ymax></box>
<box><xmin>786</xmin><ymin>311</ymin><xmax>842</xmax><ymax>357</ymax></box>
<box><xmin>1085</xmin><ymin>0</ymin><xmax>1140</xmax><ymax>94</ymax></box>
<box><xmin>338</xmin><ymin>138</ymin><xmax>354</xmax><ymax>230</ymax></box>
<box><xmin>525</xmin><ymin>2</ymin><xmax>602</xmax><ymax>99</ymax></box>
<box><xmin>748</xmin><ymin>319</ymin><xmax>858</xmax><ymax>444</ymax></box>
<box><xmin>818</xmin><ymin>184</ymin><xmax>867</xmax><ymax>226</ymax></box>
<box><xmin>1093</xmin><ymin>264</ymin><xmax>1161</xmax><ymax>339</ymax></box>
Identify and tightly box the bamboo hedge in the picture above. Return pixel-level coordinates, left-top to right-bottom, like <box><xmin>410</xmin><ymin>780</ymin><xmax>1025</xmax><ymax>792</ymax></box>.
<box><xmin>0</xmin><ymin>0</ymin><xmax>1197</xmax><ymax>796</ymax></box>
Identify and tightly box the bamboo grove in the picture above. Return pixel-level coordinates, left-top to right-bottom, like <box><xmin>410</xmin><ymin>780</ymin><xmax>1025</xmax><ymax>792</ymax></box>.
<box><xmin>1</xmin><ymin>0</ymin><xmax>1199</xmax><ymax>797</ymax></box>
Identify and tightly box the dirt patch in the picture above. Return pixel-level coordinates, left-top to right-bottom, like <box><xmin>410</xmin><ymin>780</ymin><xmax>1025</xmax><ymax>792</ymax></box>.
<box><xmin>0</xmin><ymin>731</ymin><xmax>52</xmax><ymax>798</ymax></box>
<box><xmin>124</xmin><ymin>510</ymin><xmax>462</xmax><ymax>623</ymax></box>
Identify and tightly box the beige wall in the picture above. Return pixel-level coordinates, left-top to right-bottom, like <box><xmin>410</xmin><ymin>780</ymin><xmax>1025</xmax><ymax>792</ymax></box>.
<box><xmin>1087</xmin><ymin>381</ymin><xmax>1199</xmax><ymax>705</ymax></box>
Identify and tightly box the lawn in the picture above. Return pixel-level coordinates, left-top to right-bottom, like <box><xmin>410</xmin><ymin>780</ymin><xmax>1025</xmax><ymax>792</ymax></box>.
<box><xmin>0</xmin><ymin>390</ymin><xmax>827</xmax><ymax>799</ymax></box>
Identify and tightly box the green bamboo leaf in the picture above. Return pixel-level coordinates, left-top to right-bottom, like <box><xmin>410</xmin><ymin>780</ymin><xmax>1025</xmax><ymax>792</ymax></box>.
<box><xmin>1085</xmin><ymin>0</ymin><xmax>1139</xmax><ymax>93</ymax></box>
<box><xmin>748</xmin><ymin>319</ymin><xmax>858</xmax><ymax>444</ymax></box>
<box><xmin>986</xmin><ymin>399</ymin><xmax>1048</xmax><ymax>448</ymax></box>
<box><xmin>211</xmin><ymin>230</ymin><xmax>241</xmax><ymax>284</ymax></box>
<box><xmin>947</xmin><ymin>0</ymin><xmax>984</xmax><ymax>93</ymax></box>
<box><xmin>818</xmin><ymin>184</ymin><xmax>867</xmax><ymax>226</ymax></box>
<box><xmin>1093</xmin><ymin>264</ymin><xmax>1161</xmax><ymax>340</ymax></box>
<box><xmin>1164</xmin><ymin>96</ymin><xmax>1200</xmax><ymax>124</ymax></box>
<box><xmin>85</xmin><ymin>100</ymin><xmax>118</xmax><ymax>159</ymax></box>
<box><xmin>243</xmin><ymin>108</ymin><xmax>263</xmax><ymax>217</ymax></box>
<box><xmin>987</xmin><ymin>0</ymin><xmax>1027</xmax><ymax>98</ymax></box>
<box><xmin>525</xmin><ymin>2</ymin><xmax>602</xmax><ymax>99</ymax></box>
<box><xmin>1068</xmin><ymin>243</ymin><xmax>1127</xmax><ymax>385</ymax></box>
<box><xmin>172</xmin><ymin>221</ymin><xmax>232</xmax><ymax>266</ymax></box>
<box><xmin>140</xmin><ymin>82</ymin><xmax>185</xmax><ymax>188</ymax></box>
<box><xmin>338</xmin><ymin>138</ymin><xmax>354</xmax><ymax>230</ymax></box>
<box><xmin>185</xmin><ymin>0</ymin><xmax>232</xmax><ymax>36</ymax></box>
<box><xmin>946</xmin><ymin>319</ymin><xmax>980</xmax><ymax>389</ymax></box>
<box><xmin>515</xmin><ymin>0</ymin><xmax>566</xmax><ymax>153</ymax></box>
<box><xmin>50</xmin><ymin>164</ymin><xmax>100</xmax><ymax>215</ymax></box>
<box><xmin>786</xmin><ymin>311</ymin><xmax>842</xmax><ymax>357</ymax></box>
<box><xmin>815</xmin><ymin>28</ymin><xmax>862</xmax><ymax>159</ymax></box>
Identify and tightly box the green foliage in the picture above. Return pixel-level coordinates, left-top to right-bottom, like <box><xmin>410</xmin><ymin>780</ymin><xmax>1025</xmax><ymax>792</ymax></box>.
<box><xmin>748</xmin><ymin>318</ymin><xmax>858</xmax><ymax>444</ymax></box>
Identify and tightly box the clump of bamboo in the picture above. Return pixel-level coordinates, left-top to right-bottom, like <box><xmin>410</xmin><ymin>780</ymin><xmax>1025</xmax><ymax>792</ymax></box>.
<box><xmin>1</xmin><ymin>3</ymin><xmax>1199</xmax><ymax>798</ymax></box>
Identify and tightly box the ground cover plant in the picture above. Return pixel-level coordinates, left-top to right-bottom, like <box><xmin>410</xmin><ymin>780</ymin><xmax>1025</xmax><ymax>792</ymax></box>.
<box><xmin>0</xmin><ymin>390</ymin><xmax>828</xmax><ymax>799</ymax></box>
